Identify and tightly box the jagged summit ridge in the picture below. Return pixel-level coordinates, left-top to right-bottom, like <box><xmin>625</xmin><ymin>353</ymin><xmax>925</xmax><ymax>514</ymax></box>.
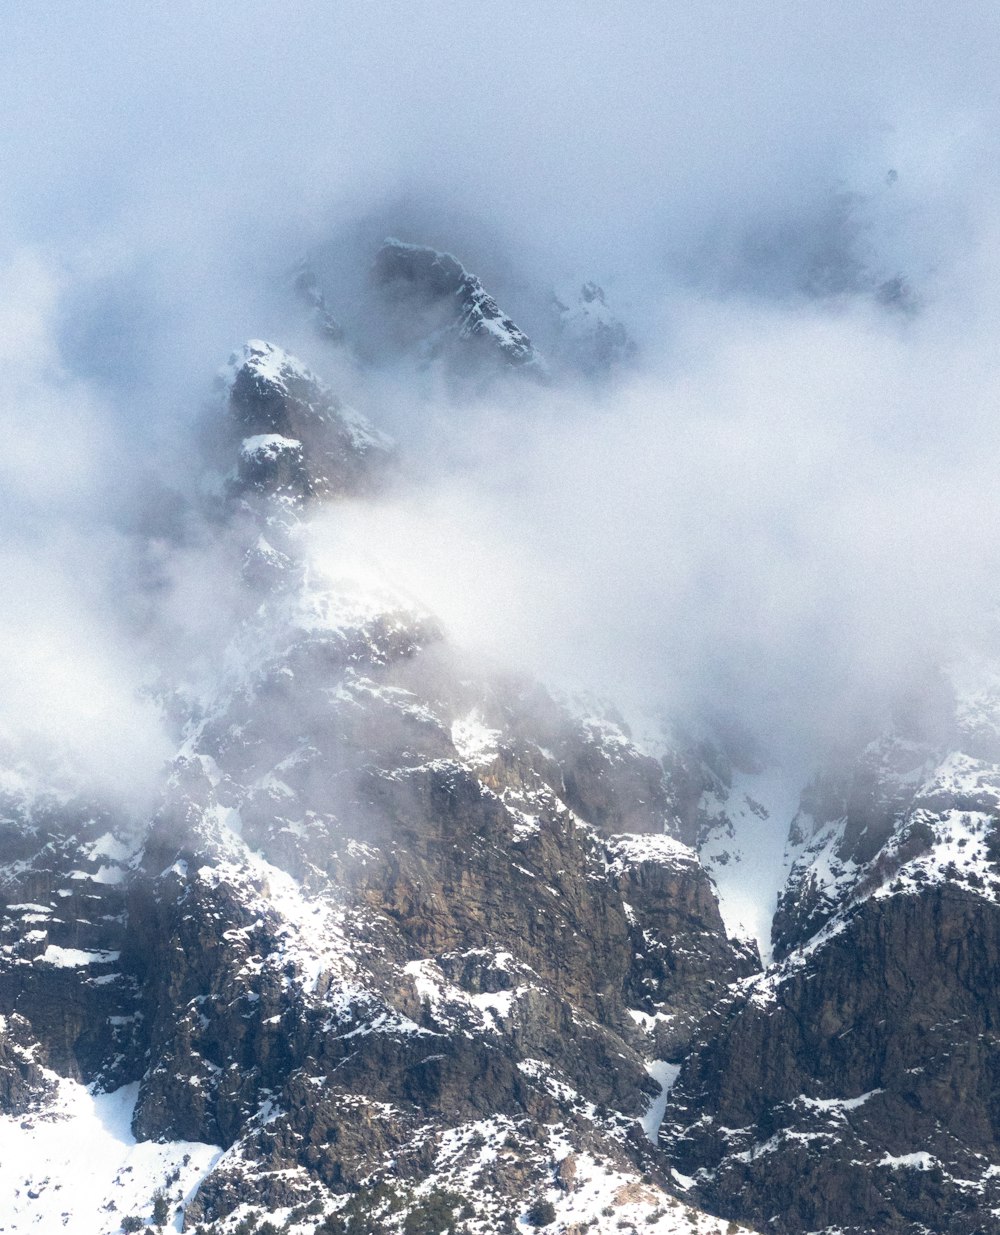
<box><xmin>372</xmin><ymin>238</ymin><xmax>544</xmax><ymax>375</ymax></box>
<box><xmin>288</xmin><ymin>234</ymin><xmax>641</xmax><ymax>384</ymax></box>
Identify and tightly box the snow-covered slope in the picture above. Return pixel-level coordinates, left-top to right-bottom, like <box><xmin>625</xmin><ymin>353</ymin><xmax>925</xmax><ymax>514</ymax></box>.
<box><xmin>0</xmin><ymin>1074</ymin><xmax>221</xmax><ymax>1235</ymax></box>
<box><xmin>696</xmin><ymin>767</ymin><xmax>801</xmax><ymax>965</ymax></box>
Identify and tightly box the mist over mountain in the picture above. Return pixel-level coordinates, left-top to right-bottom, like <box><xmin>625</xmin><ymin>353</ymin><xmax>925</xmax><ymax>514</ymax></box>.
<box><xmin>5</xmin><ymin>5</ymin><xmax>1000</xmax><ymax>1235</ymax></box>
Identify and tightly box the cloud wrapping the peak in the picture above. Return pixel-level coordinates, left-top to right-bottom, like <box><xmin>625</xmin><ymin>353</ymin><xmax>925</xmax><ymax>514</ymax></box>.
<box><xmin>4</xmin><ymin>2</ymin><xmax>1000</xmax><ymax>789</ymax></box>
<box><xmin>308</xmin><ymin>281</ymin><xmax>1000</xmax><ymax>758</ymax></box>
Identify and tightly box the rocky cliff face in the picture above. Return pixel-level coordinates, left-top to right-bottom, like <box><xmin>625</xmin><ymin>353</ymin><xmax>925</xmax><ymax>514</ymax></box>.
<box><xmin>663</xmin><ymin>885</ymin><xmax>1000</xmax><ymax>1235</ymax></box>
<box><xmin>218</xmin><ymin>340</ymin><xmax>393</xmax><ymax>507</ymax></box>
<box><xmin>659</xmin><ymin>681</ymin><xmax>1000</xmax><ymax>1235</ymax></box>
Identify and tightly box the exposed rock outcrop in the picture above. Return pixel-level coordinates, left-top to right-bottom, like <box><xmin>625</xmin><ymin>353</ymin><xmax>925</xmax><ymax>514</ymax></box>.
<box><xmin>218</xmin><ymin>339</ymin><xmax>392</xmax><ymax>507</ymax></box>
<box><xmin>663</xmin><ymin>885</ymin><xmax>1000</xmax><ymax>1235</ymax></box>
<box><xmin>662</xmin><ymin>680</ymin><xmax>1000</xmax><ymax>1235</ymax></box>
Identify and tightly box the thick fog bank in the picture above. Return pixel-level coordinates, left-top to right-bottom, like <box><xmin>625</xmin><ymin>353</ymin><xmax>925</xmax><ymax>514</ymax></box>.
<box><xmin>4</xmin><ymin>2</ymin><xmax>1000</xmax><ymax>794</ymax></box>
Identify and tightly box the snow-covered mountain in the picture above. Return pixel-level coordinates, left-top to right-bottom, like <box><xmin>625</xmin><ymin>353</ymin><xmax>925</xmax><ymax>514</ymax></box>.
<box><xmin>0</xmin><ymin>324</ymin><xmax>756</xmax><ymax>1235</ymax></box>
<box><xmin>293</xmin><ymin>235</ymin><xmax>636</xmax><ymax>387</ymax></box>
<box><xmin>4</xmin><ymin>233</ymin><xmax>1000</xmax><ymax>1235</ymax></box>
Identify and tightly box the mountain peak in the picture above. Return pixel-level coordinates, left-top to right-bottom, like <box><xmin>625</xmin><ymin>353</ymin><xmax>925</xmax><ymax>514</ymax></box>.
<box><xmin>221</xmin><ymin>340</ymin><xmax>392</xmax><ymax>506</ymax></box>
<box><xmin>552</xmin><ymin>281</ymin><xmax>636</xmax><ymax>376</ymax></box>
<box><xmin>372</xmin><ymin>238</ymin><xmax>545</xmax><ymax>375</ymax></box>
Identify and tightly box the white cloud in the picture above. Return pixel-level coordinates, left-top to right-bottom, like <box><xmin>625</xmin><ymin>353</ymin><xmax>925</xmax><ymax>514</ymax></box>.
<box><xmin>4</xmin><ymin>1</ymin><xmax>1000</xmax><ymax>790</ymax></box>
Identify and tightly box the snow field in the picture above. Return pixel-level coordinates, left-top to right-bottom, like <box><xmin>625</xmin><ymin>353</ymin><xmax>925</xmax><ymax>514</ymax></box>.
<box><xmin>0</xmin><ymin>1079</ymin><xmax>221</xmax><ymax>1234</ymax></box>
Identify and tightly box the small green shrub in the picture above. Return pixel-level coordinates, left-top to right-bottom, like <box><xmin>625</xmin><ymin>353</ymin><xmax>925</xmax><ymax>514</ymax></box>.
<box><xmin>403</xmin><ymin>1188</ymin><xmax>465</xmax><ymax>1235</ymax></box>
<box><xmin>525</xmin><ymin>1199</ymin><xmax>557</xmax><ymax>1228</ymax></box>
<box><xmin>318</xmin><ymin>1182</ymin><xmax>404</xmax><ymax>1235</ymax></box>
<box><xmin>151</xmin><ymin>1189</ymin><xmax>170</xmax><ymax>1227</ymax></box>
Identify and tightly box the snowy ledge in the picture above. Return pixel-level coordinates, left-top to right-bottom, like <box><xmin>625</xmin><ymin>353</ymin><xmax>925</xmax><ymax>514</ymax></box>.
<box><xmin>605</xmin><ymin>831</ymin><xmax>697</xmax><ymax>876</ymax></box>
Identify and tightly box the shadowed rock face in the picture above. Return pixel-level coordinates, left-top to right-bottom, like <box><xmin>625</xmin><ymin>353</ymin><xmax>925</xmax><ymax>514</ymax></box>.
<box><xmin>0</xmin><ymin>799</ymin><xmax>139</xmax><ymax>1097</ymax></box>
<box><xmin>661</xmin><ymin>679</ymin><xmax>1000</xmax><ymax>1235</ymax></box>
<box><xmin>662</xmin><ymin>886</ymin><xmax>1000</xmax><ymax>1235</ymax></box>
<box><xmin>0</xmin><ymin>1013</ymin><xmax>54</xmax><ymax>1113</ymax></box>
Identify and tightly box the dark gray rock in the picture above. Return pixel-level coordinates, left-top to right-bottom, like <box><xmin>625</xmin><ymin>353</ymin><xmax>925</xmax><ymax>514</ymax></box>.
<box><xmin>664</xmin><ymin>885</ymin><xmax>1000</xmax><ymax>1235</ymax></box>
<box><xmin>219</xmin><ymin>340</ymin><xmax>393</xmax><ymax>508</ymax></box>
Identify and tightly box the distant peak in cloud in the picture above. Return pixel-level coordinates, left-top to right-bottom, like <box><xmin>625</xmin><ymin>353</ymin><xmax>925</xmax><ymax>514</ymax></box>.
<box><xmin>369</xmin><ymin>237</ymin><xmax>545</xmax><ymax>377</ymax></box>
